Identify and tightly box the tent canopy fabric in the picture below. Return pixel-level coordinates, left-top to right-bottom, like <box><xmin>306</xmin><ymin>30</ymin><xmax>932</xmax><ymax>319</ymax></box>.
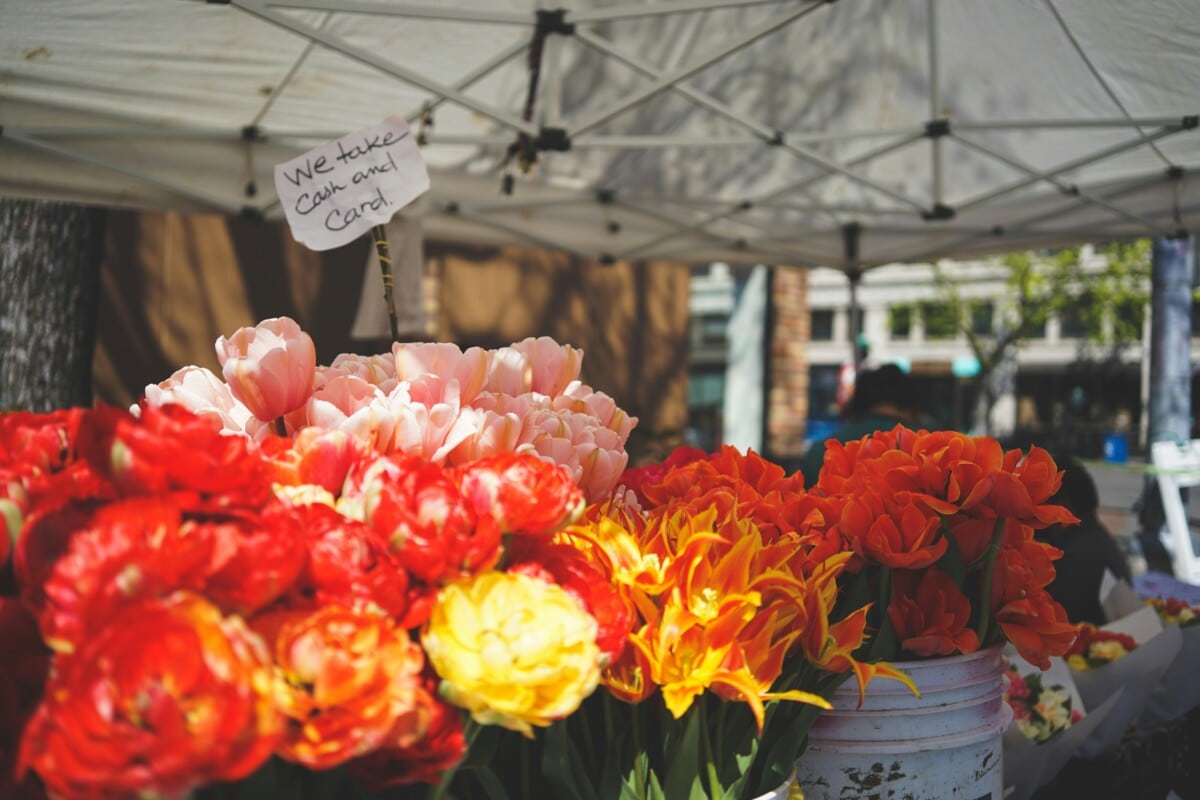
<box><xmin>2</xmin><ymin>0</ymin><xmax>1198</xmax><ymax>269</ymax></box>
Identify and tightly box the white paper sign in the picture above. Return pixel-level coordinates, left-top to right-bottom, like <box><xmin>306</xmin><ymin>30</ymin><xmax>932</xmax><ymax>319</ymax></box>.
<box><xmin>274</xmin><ymin>116</ymin><xmax>430</xmax><ymax>251</ymax></box>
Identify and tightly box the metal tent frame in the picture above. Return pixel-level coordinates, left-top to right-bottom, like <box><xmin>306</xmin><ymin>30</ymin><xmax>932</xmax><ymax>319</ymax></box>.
<box><xmin>2</xmin><ymin>0</ymin><xmax>1197</xmax><ymax>270</ymax></box>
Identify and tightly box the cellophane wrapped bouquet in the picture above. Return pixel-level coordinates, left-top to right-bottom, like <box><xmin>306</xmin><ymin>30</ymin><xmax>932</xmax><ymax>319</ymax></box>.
<box><xmin>0</xmin><ymin>317</ymin><xmax>636</xmax><ymax>800</ymax></box>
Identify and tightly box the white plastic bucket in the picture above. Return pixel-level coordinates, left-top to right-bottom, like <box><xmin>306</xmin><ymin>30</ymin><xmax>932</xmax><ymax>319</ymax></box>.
<box><xmin>796</xmin><ymin>646</ymin><xmax>1011</xmax><ymax>800</ymax></box>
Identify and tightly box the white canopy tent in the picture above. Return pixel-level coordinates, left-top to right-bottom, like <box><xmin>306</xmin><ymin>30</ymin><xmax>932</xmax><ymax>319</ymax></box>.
<box><xmin>1</xmin><ymin>0</ymin><xmax>1198</xmax><ymax>270</ymax></box>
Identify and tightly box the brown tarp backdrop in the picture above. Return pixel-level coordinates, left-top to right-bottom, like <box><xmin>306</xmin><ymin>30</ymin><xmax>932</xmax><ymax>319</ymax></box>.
<box><xmin>94</xmin><ymin>211</ymin><xmax>690</xmax><ymax>465</ymax></box>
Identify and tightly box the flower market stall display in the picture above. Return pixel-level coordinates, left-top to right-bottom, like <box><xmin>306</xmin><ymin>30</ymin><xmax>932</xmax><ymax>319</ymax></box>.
<box><xmin>790</xmin><ymin>426</ymin><xmax>1082</xmax><ymax>799</ymax></box>
<box><xmin>1</xmin><ymin>320</ymin><xmax>1088</xmax><ymax>799</ymax></box>
<box><xmin>0</xmin><ymin>318</ymin><xmax>638</xmax><ymax>799</ymax></box>
<box><xmin>434</xmin><ymin>445</ymin><xmax>913</xmax><ymax>800</ymax></box>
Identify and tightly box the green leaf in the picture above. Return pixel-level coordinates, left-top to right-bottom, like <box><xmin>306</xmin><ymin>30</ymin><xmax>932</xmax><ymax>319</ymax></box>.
<box><xmin>661</xmin><ymin>707</ymin><xmax>704</xmax><ymax>800</ymax></box>
<box><xmin>471</xmin><ymin>768</ymin><xmax>513</xmax><ymax>800</ymax></box>
<box><xmin>542</xmin><ymin>722</ymin><xmax>599</xmax><ymax>800</ymax></box>
<box><xmin>722</xmin><ymin>734</ymin><xmax>759</xmax><ymax>800</ymax></box>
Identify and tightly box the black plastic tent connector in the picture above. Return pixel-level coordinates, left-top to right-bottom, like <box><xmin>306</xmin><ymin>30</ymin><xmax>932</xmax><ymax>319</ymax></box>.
<box><xmin>734</xmin><ymin>239</ymin><xmax>748</xmax><ymax>249</ymax></box>
<box><xmin>1182</xmin><ymin>115</ymin><xmax>1198</xmax><ymax>130</ymax></box>
<box><xmin>239</xmin><ymin>206</ymin><xmax>263</xmax><ymax>222</ymax></box>
<box><xmin>1167</xmin><ymin>165</ymin><xmax>1186</xmax><ymax>181</ymax></box>
<box><xmin>596</xmin><ymin>188</ymin><xmax>616</xmax><ymax>205</ymax></box>
<box><xmin>244</xmin><ymin>181</ymin><xmax>257</xmax><ymax>198</ymax></box>
<box><xmin>922</xmin><ymin>203</ymin><xmax>955</xmax><ymax>221</ymax></box>
<box><xmin>535</xmin><ymin>127</ymin><xmax>571</xmax><ymax>152</ymax></box>
<box><xmin>599</xmin><ymin>253</ymin><xmax>616</xmax><ymax>265</ymax></box>
<box><xmin>206</xmin><ymin>0</ymin><xmax>231</xmax><ymax>4</ymax></box>
<box><xmin>768</xmin><ymin>131</ymin><xmax>785</xmax><ymax>146</ymax></box>
<box><xmin>924</xmin><ymin>119</ymin><xmax>951</xmax><ymax>138</ymax></box>
<box><xmin>992</xmin><ymin>225</ymin><xmax>1005</xmax><ymax>237</ymax></box>
<box><xmin>606</xmin><ymin>221</ymin><xmax>621</xmax><ymax>234</ymax></box>
<box><xmin>444</xmin><ymin>201</ymin><xmax>460</xmax><ymax>214</ymax></box>
<box><xmin>738</xmin><ymin>200</ymin><xmax>753</xmax><ymax>211</ymax></box>
<box><xmin>241</xmin><ymin>125</ymin><xmax>263</xmax><ymax>142</ymax></box>
<box><xmin>536</xmin><ymin>9</ymin><xmax>575</xmax><ymax>36</ymax></box>
<box><xmin>1061</xmin><ymin>184</ymin><xmax>1080</xmax><ymax>196</ymax></box>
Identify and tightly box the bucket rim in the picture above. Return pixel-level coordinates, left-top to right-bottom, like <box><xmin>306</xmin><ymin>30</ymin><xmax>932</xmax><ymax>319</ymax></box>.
<box><xmin>819</xmin><ymin>687</ymin><xmax>1005</xmax><ymax>721</ymax></box>
<box><xmin>832</xmin><ymin>670</ymin><xmax>1003</xmax><ymax>702</ymax></box>
<box><xmin>804</xmin><ymin>709</ymin><xmax>1012</xmax><ymax>754</ymax></box>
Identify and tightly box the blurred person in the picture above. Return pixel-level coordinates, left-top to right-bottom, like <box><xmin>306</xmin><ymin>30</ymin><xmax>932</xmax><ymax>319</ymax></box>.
<box><xmin>799</xmin><ymin>363</ymin><xmax>925</xmax><ymax>486</ymax></box>
<box><xmin>1038</xmin><ymin>453</ymin><xmax>1132</xmax><ymax>624</ymax></box>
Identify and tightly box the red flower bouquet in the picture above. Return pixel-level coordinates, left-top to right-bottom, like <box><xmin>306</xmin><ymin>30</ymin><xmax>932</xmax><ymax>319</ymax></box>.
<box><xmin>0</xmin><ymin>321</ymin><xmax>637</xmax><ymax>800</ymax></box>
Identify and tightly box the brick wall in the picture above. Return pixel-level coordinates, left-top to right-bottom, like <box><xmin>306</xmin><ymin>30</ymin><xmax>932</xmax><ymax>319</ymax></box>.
<box><xmin>766</xmin><ymin>266</ymin><xmax>810</xmax><ymax>459</ymax></box>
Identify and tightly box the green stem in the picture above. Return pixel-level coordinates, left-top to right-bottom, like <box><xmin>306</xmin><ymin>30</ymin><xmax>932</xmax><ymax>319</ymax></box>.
<box><xmin>868</xmin><ymin>565</ymin><xmax>894</xmax><ymax>662</ymax></box>
<box><xmin>974</xmin><ymin>517</ymin><xmax>1007</xmax><ymax>645</ymax></box>
<box><xmin>699</xmin><ymin>700</ymin><xmax>723</xmax><ymax>800</ymax></box>
<box><xmin>429</xmin><ymin>718</ymin><xmax>480</xmax><ymax>800</ymax></box>
<box><xmin>273</xmin><ymin>416</ymin><xmax>287</xmax><ymax>437</ymax></box>
<box><xmin>631</xmin><ymin>700</ymin><xmax>646</xmax><ymax>800</ymax></box>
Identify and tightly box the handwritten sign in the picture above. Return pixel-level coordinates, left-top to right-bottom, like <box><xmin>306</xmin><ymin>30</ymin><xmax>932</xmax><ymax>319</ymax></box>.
<box><xmin>274</xmin><ymin>116</ymin><xmax>430</xmax><ymax>251</ymax></box>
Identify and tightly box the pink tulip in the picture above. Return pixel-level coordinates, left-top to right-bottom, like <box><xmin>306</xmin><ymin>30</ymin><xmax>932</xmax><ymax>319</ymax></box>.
<box><xmin>485</xmin><ymin>347</ymin><xmax>532</xmax><ymax>396</ymax></box>
<box><xmin>446</xmin><ymin>408</ymin><xmax>524</xmax><ymax>465</ymax></box>
<box><xmin>327</xmin><ymin>352</ymin><xmax>398</xmax><ymax>393</ymax></box>
<box><xmin>393</xmin><ymin>342</ymin><xmax>488</xmax><ymax>404</ymax></box>
<box><xmin>510</xmin><ymin>337</ymin><xmax>583</xmax><ymax>397</ymax></box>
<box><xmin>288</xmin><ymin>374</ymin><xmax>395</xmax><ymax>449</ymax></box>
<box><xmin>382</xmin><ymin>375</ymin><xmax>475</xmax><ymax>464</ymax></box>
<box><xmin>142</xmin><ymin>365</ymin><xmax>266</xmax><ymax>438</ymax></box>
<box><xmin>554</xmin><ymin>384</ymin><xmax>637</xmax><ymax>444</ymax></box>
<box><xmin>216</xmin><ymin>316</ymin><xmax>316</xmax><ymax>424</ymax></box>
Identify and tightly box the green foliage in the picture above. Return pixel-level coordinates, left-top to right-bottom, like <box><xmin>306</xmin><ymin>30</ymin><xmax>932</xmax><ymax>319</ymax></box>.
<box><xmin>932</xmin><ymin>241</ymin><xmax>1151</xmax><ymax>431</ymax></box>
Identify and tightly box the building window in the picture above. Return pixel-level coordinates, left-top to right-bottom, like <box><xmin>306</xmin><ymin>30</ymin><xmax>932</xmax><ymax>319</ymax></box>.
<box><xmin>695</xmin><ymin>313</ymin><xmax>728</xmax><ymax>346</ymax></box>
<box><xmin>809</xmin><ymin>309</ymin><xmax>835</xmax><ymax>341</ymax></box>
<box><xmin>919</xmin><ymin>301</ymin><xmax>957</xmax><ymax>340</ymax></box>
<box><xmin>969</xmin><ymin>301</ymin><xmax>993</xmax><ymax>336</ymax></box>
<box><xmin>889</xmin><ymin>304</ymin><xmax>912</xmax><ymax>340</ymax></box>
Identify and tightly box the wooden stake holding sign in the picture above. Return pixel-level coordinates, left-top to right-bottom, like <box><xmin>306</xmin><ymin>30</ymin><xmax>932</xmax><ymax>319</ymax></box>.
<box><xmin>273</xmin><ymin>116</ymin><xmax>429</xmax><ymax>341</ymax></box>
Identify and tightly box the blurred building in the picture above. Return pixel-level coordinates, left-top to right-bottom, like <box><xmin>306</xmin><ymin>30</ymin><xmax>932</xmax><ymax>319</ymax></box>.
<box><xmin>689</xmin><ymin>247</ymin><xmax>1200</xmax><ymax>460</ymax></box>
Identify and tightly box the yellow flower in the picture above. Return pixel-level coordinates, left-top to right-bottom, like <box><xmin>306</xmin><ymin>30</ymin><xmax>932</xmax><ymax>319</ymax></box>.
<box><xmin>422</xmin><ymin>571</ymin><xmax>601</xmax><ymax>737</ymax></box>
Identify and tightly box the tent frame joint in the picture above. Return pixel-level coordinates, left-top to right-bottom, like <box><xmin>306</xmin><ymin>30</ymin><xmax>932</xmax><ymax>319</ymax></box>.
<box><xmin>536</xmin><ymin>126</ymin><xmax>572</xmax><ymax>152</ymax></box>
<box><xmin>924</xmin><ymin>118</ymin><xmax>951</xmax><ymax>138</ymax></box>
<box><xmin>922</xmin><ymin>203</ymin><xmax>955</xmax><ymax>221</ymax></box>
<box><xmin>1182</xmin><ymin>115</ymin><xmax>1198</xmax><ymax>130</ymax></box>
<box><xmin>536</xmin><ymin>8</ymin><xmax>576</xmax><ymax>37</ymax></box>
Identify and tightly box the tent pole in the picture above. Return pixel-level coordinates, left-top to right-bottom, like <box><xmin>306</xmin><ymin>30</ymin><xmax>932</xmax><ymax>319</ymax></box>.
<box><xmin>2</xmin><ymin>131</ymin><xmax>240</xmax><ymax>215</ymax></box>
<box><xmin>1147</xmin><ymin>235</ymin><xmax>1194</xmax><ymax>447</ymax></box>
<box><xmin>613</xmin><ymin>133</ymin><xmax>924</xmax><ymax>261</ymax></box>
<box><xmin>233</xmin><ymin>0</ymin><xmax>538</xmax><ymax>136</ymax></box>
<box><xmin>952</xmin><ymin>124</ymin><xmax>1184</xmax><ymax>214</ymax></box>
<box><xmin>954</xmin><ymin>133</ymin><xmax>1172</xmax><ymax>235</ymax></box>
<box><xmin>574</xmin><ymin>26</ymin><xmax>929</xmax><ymax>213</ymax></box>
<box><xmin>569</xmin><ymin>2</ymin><xmax>824</xmax><ymax>137</ymax></box>
<box><xmin>956</xmin><ymin>116</ymin><xmax>1192</xmax><ymax>131</ymax></box>
<box><xmin>571</xmin><ymin>0</ymin><xmax>789</xmax><ymax>24</ymax></box>
<box><xmin>927</xmin><ymin>0</ymin><xmax>944</xmax><ymax>209</ymax></box>
<box><xmin>843</xmin><ymin>223</ymin><xmax>865</xmax><ymax>371</ymax></box>
<box><xmin>255</xmin><ymin>0</ymin><xmax>532</xmax><ymax>25</ymax></box>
